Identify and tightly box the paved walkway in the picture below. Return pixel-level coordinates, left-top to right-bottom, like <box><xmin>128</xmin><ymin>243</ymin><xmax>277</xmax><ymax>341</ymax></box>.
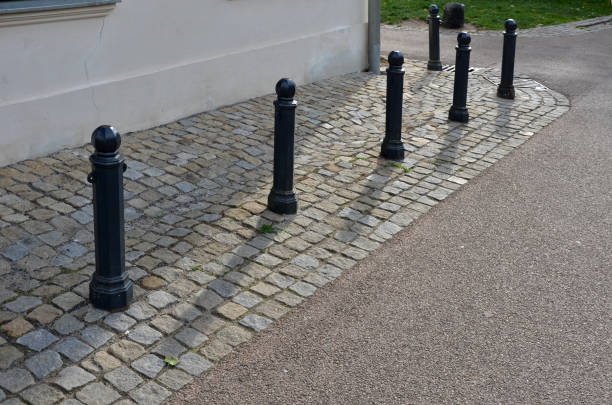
<box><xmin>172</xmin><ymin>20</ymin><xmax>612</xmax><ymax>405</ymax></box>
<box><xmin>0</xmin><ymin>52</ymin><xmax>569</xmax><ymax>404</ymax></box>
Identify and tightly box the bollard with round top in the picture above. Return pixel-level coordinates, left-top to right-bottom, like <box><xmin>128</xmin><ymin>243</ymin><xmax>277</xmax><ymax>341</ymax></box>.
<box><xmin>381</xmin><ymin>50</ymin><xmax>406</xmax><ymax>161</ymax></box>
<box><xmin>497</xmin><ymin>19</ymin><xmax>518</xmax><ymax>99</ymax></box>
<box><xmin>267</xmin><ymin>78</ymin><xmax>298</xmax><ymax>215</ymax></box>
<box><xmin>87</xmin><ymin>125</ymin><xmax>133</xmax><ymax>311</ymax></box>
<box><xmin>448</xmin><ymin>32</ymin><xmax>472</xmax><ymax>123</ymax></box>
<box><xmin>427</xmin><ymin>4</ymin><xmax>443</xmax><ymax>71</ymax></box>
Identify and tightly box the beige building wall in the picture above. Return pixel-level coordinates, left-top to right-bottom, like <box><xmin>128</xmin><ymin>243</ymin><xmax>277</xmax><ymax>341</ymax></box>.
<box><xmin>0</xmin><ymin>0</ymin><xmax>368</xmax><ymax>166</ymax></box>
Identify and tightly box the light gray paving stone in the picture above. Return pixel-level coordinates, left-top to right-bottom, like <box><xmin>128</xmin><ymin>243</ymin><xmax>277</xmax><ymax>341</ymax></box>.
<box><xmin>175</xmin><ymin>328</ymin><xmax>207</xmax><ymax>348</ymax></box>
<box><xmin>239</xmin><ymin>314</ymin><xmax>273</xmax><ymax>332</ymax></box>
<box><xmin>54</xmin><ymin>337</ymin><xmax>94</xmax><ymax>362</ymax></box>
<box><xmin>24</xmin><ymin>350</ymin><xmax>63</xmax><ymax>379</ymax></box>
<box><xmin>76</xmin><ymin>382</ymin><xmax>121</xmax><ymax>405</ymax></box>
<box><xmin>146</xmin><ymin>291</ymin><xmax>178</xmax><ymax>309</ymax></box>
<box><xmin>274</xmin><ymin>291</ymin><xmax>304</xmax><ymax>307</ymax></box>
<box><xmin>176</xmin><ymin>352</ymin><xmax>212</xmax><ymax>376</ymax></box>
<box><xmin>0</xmin><ymin>345</ymin><xmax>23</xmax><ymax>370</ymax></box>
<box><xmin>156</xmin><ymin>368</ymin><xmax>193</xmax><ymax>391</ymax></box>
<box><xmin>52</xmin><ymin>292</ymin><xmax>84</xmax><ymax>312</ymax></box>
<box><xmin>232</xmin><ymin>291</ymin><xmax>262</xmax><ymax>308</ymax></box>
<box><xmin>254</xmin><ymin>253</ymin><xmax>282</xmax><ymax>267</ymax></box>
<box><xmin>152</xmin><ymin>338</ymin><xmax>187</xmax><ymax>358</ymax></box>
<box><xmin>1</xmin><ymin>397</ymin><xmax>25</xmax><ymax>405</ymax></box>
<box><xmin>83</xmin><ymin>307</ymin><xmax>109</xmax><ymax>323</ymax></box>
<box><xmin>126</xmin><ymin>301</ymin><xmax>158</xmax><ymax>321</ymax></box>
<box><xmin>0</xmin><ymin>388</ymin><xmax>4</xmax><ymax>401</ymax></box>
<box><xmin>16</xmin><ymin>329</ymin><xmax>59</xmax><ymax>352</ymax></box>
<box><xmin>104</xmin><ymin>313</ymin><xmax>137</xmax><ymax>332</ymax></box>
<box><xmin>128</xmin><ymin>325</ymin><xmax>163</xmax><ymax>346</ymax></box>
<box><xmin>53</xmin><ymin>314</ymin><xmax>85</xmax><ymax>335</ymax></box>
<box><xmin>58</xmin><ymin>242</ymin><xmax>88</xmax><ymax>258</ymax></box>
<box><xmin>0</xmin><ymin>287</ymin><xmax>17</xmax><ymax>304</ymax></box>
<box><xmin>20</xmin><ymin>383</ymin><xmax>65</xmax><ymax>405</ymax></box>
<box><xmin>291</xmin><ymin>255</ymin><xmax>319</xmax><ymax>270</ymax></box>
<box><xmin>59</xmin><ymin>399</ymin><xmax>84</xmax><ymax>405</ymax></box>
<box><xmin>104</xmin><ymin>366</ymin><xmax>143</xmax><ymax>393</ymax></box>
<box><xmin>131</xmin><ymin>354</ymin><xmax>165</xmax><ymax>378</ymax></box>
<box><xmin>265</xmin><ymin>273</ymin><xmax>294</xmax><ymax>289</ymax></box>
<box><xmin>316</xmin><ymin>264</ymin><xmax>343</xmax><ymax>280</ymax></box>
<box><xmin>80</xmin><ymin>325</ymin><xmax>113</xmax><ymax>348</ymax></box>
<box><xmin>171</xmin><ymin>302</ymin><xmax>202</xmax><ymax>322</ymax></box>
<box><xmin>150</xmin><ymin>315</ymin><xmax>183</xmax><ymax>335</ymax></box>
<box><xmin>54</xmin><ymin>366</ymin><xmax>96</xmax><ymax>391</ymax></box>
<box><xmin>208</xmin><ymin>279</ymin><xmax>240</xmax><ymax>298</ymax></box>
<box><xmin>289</xmin><ymin>281</ymin><xmax>318</xmax><ymax>297</ymax></box>
<box><xmin>129</xmin><ymin>381</ymin><xmax>171</xmax><ymax>405</ymax></box>
<box><xmin>0</xmin><ymin>368</ymin><xmax>34</xmax><ymax>393</ymax></box>
<box><xmin>3</xmin><ymin>296</ymin><xmax>42</xmax><ymax>312</ymax></box>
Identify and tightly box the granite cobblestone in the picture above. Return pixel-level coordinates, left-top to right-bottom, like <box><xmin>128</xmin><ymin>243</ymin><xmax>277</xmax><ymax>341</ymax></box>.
<box><xmin>0</xmin><ymin>60</ymin><xmax>568</xmax><ymax>403</ymax></box>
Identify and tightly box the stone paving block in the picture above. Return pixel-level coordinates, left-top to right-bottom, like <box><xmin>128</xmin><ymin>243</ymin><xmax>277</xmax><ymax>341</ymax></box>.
<box><xmin>104</xmin><ymin>313</ymin><xmax>137</xmax><ymax>332</ymax></box>
<box><xmin>232</xmin><ymin>291</ymin><xmax>262</xmax><ymax>308</ymax></box>
<box><xmin>239</xmin><ymin>314</ymin><xmax>273</xmax><ymax>332</ymax></box>
<box><xmin>55</xmin><ymin>366</ymin><xmax>96</xmax><ymax>391</ymax></box>
<box><xmin>109</xmin><ymin>340</ymin><xmax>145</xmax><ymax>363</ymax></box>
<box><xmin>250</xmin><ymin>282</ymin><xmax>280</xmax><ymax>297</ymax></box>
<box><xmin>289</xmin><ymin>281</ymin><xmax>318</xmax><ymax>297</ymax></box>
<box><xmin>150</xmin><ymin>315</ymin><xmax>183</xmax><ymax>335</ymax></box>
<box><xmin>0</xmin><ymin>287</ymin><xmax>17</xmax><ymax>304</ymax></box>
<box><xmin>0</xmin><ymin>368</ymin><xmax>34</xmax><ymax>393</ymax></box>
<box><xmin>80</xmin><ymin>325</ymin><xmax>113</xmax><ymax>348</ymax></box>
<box><xmin>54</xmin><ymin>337</ymin><xmax>94</xmax><ymax>362</ymax></box>
<box><xmin>215</xmin><ymin>325</ymin><xmax>252</xmax><ymax>347</ymax></box>
<box><xmin>82</xmin><ymin>351</ymin><xmax>122</xmax><ymax>373</ymax></box>
<box><xmin>24</xmin><ymin>350</ymin><xmax>62</xmax><ymax>379</ymax></box>
<box><xmin>16</xmin><ymin>329</ymin><xmax>59</xmax><ymax>352</ymax></box>
<box><xmin>190</xmin><ymin>314</ymin><xmax>226</xmax><ymax>336</ymax></box>
<box><xmin>20</xmin><ymin>383</ymin><xmax>65</xmax><ymax>405</ymax></box>
<box><xmin>76</xmin><ymin>382</ymin><xmax>121</xmax><ymax>405</ymax></box>
<box><xmin>52</xmin><ymin>292</ymin><xmax>84</xmax><ymax>312</ymax></box>
<box><xmin>1</xmin><ymin>318</ymin><xmax>34</xmax><ymax>339</ymax></box>
<box><xmin>156</xmin><ymin>368</ymin><xmax>193</xmax><ymax>391</ymax></box>
<box><xmin>176</xmin><ymin>352</ymin><xmax>212</xmax><ymax>376</ymax></box>
<box><xmin>104</xmin><ymin>366</ymin><xmax>143</xmax><ymax>393</ymax></box>
<box><xmin>0</xmin><ymin>388</ymin><xmax>4</xmax><ymax>401</ymax></box>
<box><xmin>129</xmin><ymin>381</ymin><xmax>171</xmax><ymax>405</ymax></box>
<box><xmin>208</xmin><ymin>279</ymin><xmax>240</xmax><ymax>298</ymax></box>
<box><xmin>128</xmin><ymin>325</ymin><xmax>163</xmax><ymax>346</ymax></box>
<box><xmin>54</xmin><ymin>314</ymin><xmax>85</xmax><ymax>335</ymax></box>
<box><xmin>152</xmin><ymin>338</ymin><xmax>187</xmax><ymax>359</ymax></box>
<box><xmin>175</xmin><ymin>328</ymin><xmax>207</xmax><ymax>348</ymax></box>
<box><xmin>146</xmin><ymin>291</ymin><xmax>178</xmax><ymax>309</ymax></box>
<box><xmin>291</xmin><ymin>255</ymin><xmax>320</xmax><ymax>270</ymax></box>
<box><xmin>3</xmin><ymin>296</ymin><xmax>42</xmax><ymax>313</ymax></box>
<box><xmin>131</xmin><ymin>354</ymin><xmax>165</xmax><ymax>378</ymax></box>
<box><xmin>171</xmin><ymin>302</ymin><xmax>202</xmax><ymax>322</ymax></box>
<box><xmin>0</xmin><ymin>345</ymin><xmax>23</xmax><ymax>370</ymax></box>
<box><xmin>255</xmin><ymin>300</ymin><xmax>290</xmax><ymax>320</ymax></box>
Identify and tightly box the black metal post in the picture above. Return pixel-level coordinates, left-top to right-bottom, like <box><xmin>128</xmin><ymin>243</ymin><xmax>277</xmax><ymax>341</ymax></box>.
<box><xmin>448</xmin><ymin>32</ymin><xmax>471</xmax><ymax>123</ymax></box>
<box><xmin>497</xmin><ymin>19</ymin><xmax>518</xmax><ymax>99</ymax></box>
<box><xmin>267</xmin><ymin>78</ymin><xmax>298</xmax><ymax>215</ymax></box>
<box><xmin>88</xmin><ymin>125</ymin><xmax>133</xmax><ymax>310</ymax></box>
<box><xmin>381</xmin><ymin>51</ymin><xmax>405</xmax><ymax>160</ymax></box>
<box><xmin>427</xmin><ymin>4</ymin><xmax>443</xmax><ymax>71</ymax></box>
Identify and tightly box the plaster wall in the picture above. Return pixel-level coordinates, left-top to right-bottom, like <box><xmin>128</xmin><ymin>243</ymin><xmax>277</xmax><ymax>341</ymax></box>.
<box><xmin>0</xmin><ymin>0</ymin><xmax>368</xmax><ymax>166</ymax></box>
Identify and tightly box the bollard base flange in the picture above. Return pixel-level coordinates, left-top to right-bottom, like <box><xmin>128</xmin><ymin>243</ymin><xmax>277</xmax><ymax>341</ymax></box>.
<box><xmin>427</xmin><ymin>61</ymin><xmax>443</xmax><ymax>71</ymax></box>
<box><xmin>380</xmin><ymin>141</ymin><xmax>405</xmax><ymax>161</ymax></box>
<box><xmin>449</xmin><ymin>106</ymin><xmax>469</xmax><ymax>123</ymax></box>
<box><xmin>268</xmin><ymin>189</ymin><xmax>298</xmax><ymax>215</ymax></box>
<box><xmin>497</xmin><ymin>85</ymin><xmax>515</xmax><ymax>100</ymax></box>
<box><xmin>90</xmin><ymin>277</ymin><xmax>133</xmax><ymax>311</ymax></box>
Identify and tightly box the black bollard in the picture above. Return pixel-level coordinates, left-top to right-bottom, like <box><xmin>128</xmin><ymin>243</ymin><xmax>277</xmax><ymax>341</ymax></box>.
<box><xmin>87</xmin><ymin>125</ymin><xmax>133</xmax><ymax>310</ymax></box>
<box><xmin>267</xmin><ymin>78</ymin><xmax>298</xmax><ymax>215</ymax></box>
<box><xmin>381</xmin><ymin>51</ymin><xmax>406</xmax><ymax>161</ymax></box>
<box><xmin>427</xmin><ymin>4</ymin><xmax>443</xmax><ymax>71</ymax></box>
<box><xmin>448</xmin><ymin>32</ymin><xmax>471</xmax><ymax>123</ymax></box>
<box><xmin>497</xmin><ymin>19</ymin><xmax>518</xmax><ymax>99</ymax></box>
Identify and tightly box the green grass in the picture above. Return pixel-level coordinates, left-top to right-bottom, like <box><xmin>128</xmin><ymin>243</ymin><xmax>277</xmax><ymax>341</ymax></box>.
<box><xmin>381</xmin><ymin>0</ymin><xmax>611</xmax><ymax>29</ymax></box>
<box><xmin>257</xmin><ymin>224</ymin><xmax>277</xmax><ymax>235</ymax></box>
<box><xmin>389</xmin><ymin>162</ymin><xmax>413</xmax><ymax>173</ymax></box>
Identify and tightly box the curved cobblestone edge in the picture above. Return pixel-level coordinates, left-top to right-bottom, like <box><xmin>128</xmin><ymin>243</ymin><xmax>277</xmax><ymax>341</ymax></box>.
<box><xmin>0</xmin><ymin>60</ymin><xmax>568</xmax><ymax>405</ymax></box>
<box><xmin>383</xmin><ymin>15</ymin><xmax>612</xmax><ymax>37</ymax></box>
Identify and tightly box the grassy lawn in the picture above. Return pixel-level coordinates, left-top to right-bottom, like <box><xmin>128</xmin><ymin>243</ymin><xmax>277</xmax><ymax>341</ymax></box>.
<box><xmin>381</xmin><ymin>0</ymin><xmax>612</xmax><ymax>29</ymax></box>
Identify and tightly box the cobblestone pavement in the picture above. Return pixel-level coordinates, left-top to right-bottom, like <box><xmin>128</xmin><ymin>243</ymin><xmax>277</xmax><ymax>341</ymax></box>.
<box><xmin>0</xmin><ymin>60</ymin><xmax>568</xmax><ymax>405</ymax></box>
<box><xmin>383</xmin><ymin>15</ymin><xmax>612</xmax><ymax>37</ymax></box>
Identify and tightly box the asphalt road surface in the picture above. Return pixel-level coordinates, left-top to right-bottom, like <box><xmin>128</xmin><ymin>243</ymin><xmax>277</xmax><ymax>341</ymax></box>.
<box><xmin>173</xmin><ymin>24</ymin><xmax>612</xmax><ymax>404</ymax></box>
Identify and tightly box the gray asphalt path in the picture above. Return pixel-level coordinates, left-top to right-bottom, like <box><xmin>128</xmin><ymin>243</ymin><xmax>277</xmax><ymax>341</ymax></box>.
<box><xmin>173</xmin><ymin>26</ymin><xmax>612</xmax><ymax>404</ymax></box>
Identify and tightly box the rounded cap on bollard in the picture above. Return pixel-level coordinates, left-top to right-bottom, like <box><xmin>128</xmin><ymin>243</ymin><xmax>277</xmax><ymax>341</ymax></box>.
<box><xmin>388</xmin><ymin>51</ymin><xmax>404</xmax><ymax>67</ymax></box>
<box><xmin>276</xmin><ymin>78</ymin><xmax>296</xmax><ymax>100</ymax></box>
<box><xmin>429</xmin><ymin>4</ymin><xmax>439</xmax><ymax>15</ymax></box>
<box><xmin>91</xmin><ymin>125</ymin><xmax>121</xmax><ymax>154</ymax></box>
<box><xmin>457</xmin><ymin>31</ymin><xmax>471</xmax><ymax>47</ymax></box>
<box><xmin>505</xmin><ymin>19</ymin><xmax>518</xmax><ymax>32</ymax></box>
